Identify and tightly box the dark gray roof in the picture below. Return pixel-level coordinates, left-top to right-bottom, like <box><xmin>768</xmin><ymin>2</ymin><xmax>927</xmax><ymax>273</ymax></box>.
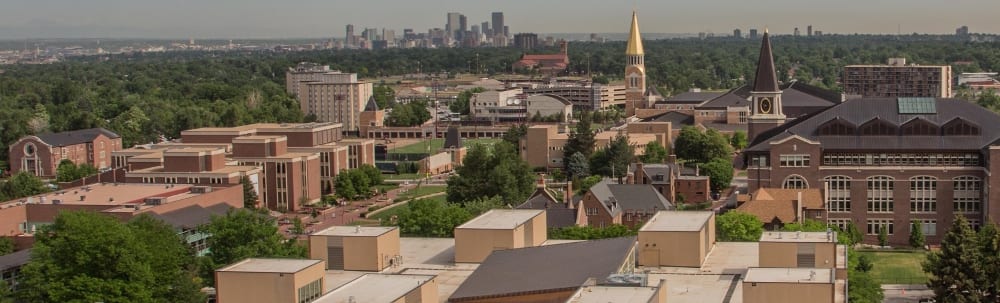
<box><xmin>517</xmin><ymin>188</ymin><xmax>563</xmax><ymax>210</ymax></box>
<box><xmin>752</xmin><ymin>32</ymin><xmax>780</xmax><ymax>92</ymax></box>
<box><xmin>746</xmin><ymin>98</ymin><xmax>1000</xmax><ymax>152</ymax></box>
<box><xmin>589</xmin><ymin>180</ymin><xmax>674</xmax><ymax>216</ymax></box>
<box><xmin>34</xmin><ymin>128</ymin><xmax>120</xmax><ymax>147</ymax></box>
<box><xmin>364</xmin><ymin>95</ymin><xmax>379</xmax><ymax>111</ymax></box>
<box><xmin>630</xmin><ymin>164</ymin><xmax>674</xmax><ymax>185</ymax></box>
<box><xmin>546</xmin><ymin>208</ymin><xmax>579</xmax><ymax>229</ymax></box>
<box><xmin>149</xmin><ymin>203</ymin><xmax>234</xmax><ymax>229</ymax></box>
<box><xmin>697</xmin><ymin>90</ymin><xmax>750</xmax><ymax>109</ymax></box>
<box><xmin>665</xmin><ymin>91</ymin><xmax>725</xmax><ymax>103</ymax></box>
<box><xmin>0</xmin><ymin>249</ymin><xmax>31</xmax><ymax>271</ymax></box>
<box><xmin>449</xmin><ymin>237</ymin><xmax>636</xmax><ymax>301</ymax></box>
<box><xmin>643</xmin><ymin>111</ymin><xmax>694</xmax><ymax>126</ymax></box>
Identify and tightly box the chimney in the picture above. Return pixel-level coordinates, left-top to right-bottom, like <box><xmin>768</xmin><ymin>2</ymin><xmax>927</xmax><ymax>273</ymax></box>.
<box><xmin>667</xmin><ymin>154</ymin><xmax>677</xmax><ymax>164</ymax></box>
<box><xmin>626</xmin><ymin>173</ymin><xmax>635</xmax><ymax>185</ymax></box>
<box><xmin>695</xmin><ymin>164</ymin><xmax>700</xmax><ymax>177</ymax></box>
<box><xmin>796</xmin><ymin>191</ymin><xmax>803</xmax><ymax>223</ymax></box>
<box><xmin>565</xmin><ymin>181</ymin><xmax>573</xmax><ymax>206</ymax></box>
<box><xmin>537</xmin><ymin>175</ymin><xmax>546</xmax><ymax>189</ymax></box>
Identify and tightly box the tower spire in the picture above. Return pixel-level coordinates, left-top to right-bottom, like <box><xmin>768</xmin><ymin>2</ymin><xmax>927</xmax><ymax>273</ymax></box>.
<box><xmin>752</xmin><ymin>31</ymin><xmax>779</xmax><ymax>92</ymax></box>
<box><xmin>626</xmin><ymin>11</ymin><xmax>644</xmax><ymax>55</ymax></box>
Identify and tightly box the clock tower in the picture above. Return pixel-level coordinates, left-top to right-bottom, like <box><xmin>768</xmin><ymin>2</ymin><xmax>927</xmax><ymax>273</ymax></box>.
<box><xmin>748</xmin><ymin>29</ymin><xmax>785</xmax><ymax>142</ymax></box>
<box><xmin>624</xmin><ymin>11</ymin><xmax>646</xmax><ymax>117</ymax></box>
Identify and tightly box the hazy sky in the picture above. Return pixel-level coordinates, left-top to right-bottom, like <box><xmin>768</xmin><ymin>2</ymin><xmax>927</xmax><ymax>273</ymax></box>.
<box><xmin>0</xmin><ymin>0</ymin><xmax>997</xmax><ymax>39</ymax></box>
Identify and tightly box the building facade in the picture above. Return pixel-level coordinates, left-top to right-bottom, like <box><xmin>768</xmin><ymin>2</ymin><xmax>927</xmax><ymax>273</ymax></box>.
<box><xmin>624</xmin><ymin>12</ymin><xmax>648</xmax><ymax>117</ymax></box>
<box><xmin>8</xmin><ymin>128</ymin><xmax>122</xmax><ymax>178</ymax></box>
<box><xmin>843</xmin><ymin>58</ymin><xmax>953</xmax><ymax>98</ymax></box>
<box><xmin>286</xmin><ymin>63</ymin><xmax>373</xmax><ymax>132</ymax></box>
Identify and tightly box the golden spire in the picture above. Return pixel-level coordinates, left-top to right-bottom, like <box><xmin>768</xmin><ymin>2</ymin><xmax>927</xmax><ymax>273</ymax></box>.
<box><xmin>626</xmin><ymin>11</ymin><xmax>644</xmax><ymax>55</ymax></box>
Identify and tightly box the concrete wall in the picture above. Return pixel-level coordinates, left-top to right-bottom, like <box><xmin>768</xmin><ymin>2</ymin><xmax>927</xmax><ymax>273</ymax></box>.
<box><xmin>454</xmin><ymin>228</ymin><xmax>518</xmax><ymax>263</ymax></box>
<box><xmin>742</xmin><ymin>282</ymin><xmax>834</xmax><ymax>303</ymax></box>
<box><xmin>759</xmin><ymin>241</ymin><xmax>837</xmax><ymax>269</ymax></box>
<box><xmin>638</xmin><ymin>231</ymin><xmax>703</xmax><ymax>267</ymax></box>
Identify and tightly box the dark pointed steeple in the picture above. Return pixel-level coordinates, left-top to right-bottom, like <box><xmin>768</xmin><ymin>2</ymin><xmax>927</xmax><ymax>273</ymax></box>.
<box><xmin>364</xmin><ymin>95</ymin><xmax>379</xmax><ymax>112</ymax></box>
<box><xmin>752</xmin><ymin>30</ymin><xmax>779</xmax><ymax>92</ymax></box>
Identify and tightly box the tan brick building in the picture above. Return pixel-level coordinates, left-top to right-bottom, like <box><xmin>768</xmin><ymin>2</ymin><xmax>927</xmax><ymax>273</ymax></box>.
<box><xmin>215</xmin><ymin>258</ymin><xmax>325</xmax><ymax>303</ymax></box>
<box><xmin>286</xmin><ymin>64</ymin><xmax>373</xmax><ymax>132</ymax></box>
<box><xmin>8</xmin><ymin>128</ymin><xmax>122</xmax><ymax>178</ymax></box>
<box><xmin>308</xmin><ymin>226</ymin><xmax>401</xmax><ymax>271</ymax></box>
<box><xmin>637</xmin><ymin>211</ymin><xmax>715</xmax><ymax>267</ymax></box>
<box><xmin>315</xmin><ymin>274</ymin><xmax>438</xmax><ymax>303</ymax></box>
<box><xmin>454</xmin><ymin>209</ymin><xmax>546</xmax><ymax>263</ymax></box>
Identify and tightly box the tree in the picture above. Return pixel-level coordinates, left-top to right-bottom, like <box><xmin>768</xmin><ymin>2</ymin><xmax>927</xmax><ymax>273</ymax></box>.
<box><xmin>848</xmin><ymin>269</ymin><xmax>884</xmax><ymax>303</ymax></box>
<box><xmin>562</xmin><ymin>111</ymin><xmax>596</xmax><ymax>172</ymax></box>
<box><xmin>701</xmin><ymin>157</ymin><xmax>734</xmax><ymax>191</ymax></box>
<box><xmin>372</xmin><ymin>84</ymin><xmax>396</xmax><ymax>109</ymax></box>
<box><xmin>640</xmin><ymin>141</ymin><xmax>669</xmax><ymax>164</ymax></box>
<box><xmin>55</xmin><ymin>160</ymin><xmax>98</xmax><ymax>182</ymax></box>
<box><xmin>395</xmin><ymin>198</ymin><xmax>472</xmax><ymax>237</ymax></box>
<box><xmin>0</xmin><ymin>281</ymin><xmax>12</xmax><ymax>303</ymax></box>
<box><xmin>923</xmin><ymin>216</ymin><xmax>985</xmax><ymax>302</ymax></box>
<box><xmin>590</xmin><ymin>134</ymin><xmax>634</xmax><ymax>180</ymax></box>
<box><xmin>978</xmin><ymin>223</ymin><xmax>1000</xmax><ymax>300</ymax></box>
<box><xmin>839</xmin><ymin>222</ymin><xmax>864</xmax><ymax>246</ymax></box>
<box><xmin>16</xmin><ymin>211</ymin><xmax>203</xmax><ymax>303</ymax></box>
<box><xmin>781</xmin><ymin>219</ymin><xmax>827</xmax><ymax>232</ymax></box>
<box><xmin>198</xmin><ymin>209</ymin><xmax>307</xmax><ymax>286</ymax></box>
<box><xmin>386</xmin><ymin>100</ymin><xmax>432</xmax><ymax>127</ymax></box>
<box><xmin>878</xmin><ymin>226</ymin><xmax>889</xmax><ymax>247</ymax></box>
<box><xmin>856</xmin><ymin>254</ymin><xmax>874</xmax><ymax>272</ymax></box>
<box><xmin>502</xmin><ymin>124</ymin><xmax>528</xmax><ymax>148</ymax></box>
<box><xmin>241</xmin><ymin>175</ymin><xmax>259</xmax><ymax>209</ymax></box>
<box><xmin>716</xmin><ymin>211</ymin><xmax>763</xmax><ymax>242</ymax></box>
<box><xmin>549</xmin><ymin>225</ymin><xmax>637</xmax><ymax>240</ymax></box>
<box><xmin>730</xmin><ymin>131</ymin><xmax>749</xmax><ymax>150</ymax></box>
<box><xmin>446</xmin><ymin>141</ymin><xmax>535</xmax><ymax>204</ymax></box>
<box><xmin>334</xmin><ymin>165</ymin><xmax>383</xmax><ymax>200</ymax></box>
<box><xmin>0</xmin><ymin>237</ymin><xmax>12</xmax><ymax>255</ymax></box>
<box><xmin>673</xmin><ymin>127</ymin><xmax>732</xmax><ymax>164</ymax></box>
<box><xmin>0</xmin><ymin>172</ymin><xmax>49</xmax><ymax>202</ymax></box>
<box><xmin>565</xmin><ymin>152</ymin><xmax>590</xmax><ymax>180</ymax></box>
<box><xmin>910</xmin><ymin>220</ymin><xmax>925</xmax><ymax>249</ymax></box>
<box><xmin>451</xmin><ymin>87</ymin><xmax>484</xmax><ymax>115</ymax></box>
<box><xmin>291</xmin><ymin>217</ymin><xmax>305</xmax><ymax>236</ymax></box>
<box><xmin>574</xmin><ymin>175</ymin><xmax>603</xmax><ymax>195</ymax></box>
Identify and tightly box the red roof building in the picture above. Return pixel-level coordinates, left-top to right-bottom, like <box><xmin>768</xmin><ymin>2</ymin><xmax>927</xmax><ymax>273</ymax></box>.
<box><xmin>512</xmin><ymin>41</ymin><xmax>569</xmax><ymax>75</ymax></box>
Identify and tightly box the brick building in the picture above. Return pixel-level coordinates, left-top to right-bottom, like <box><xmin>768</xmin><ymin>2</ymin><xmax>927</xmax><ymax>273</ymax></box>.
<box><xmin>843</xmin><ymin>58</ymin><xmax>952</xmax><ymax>98</ymax></box>
<box><xmin>628</xmin><ymin>162</ymin><xmax>711</xmax><ymax>205</ymax></box>
<box><xmin>579</xmin><ymin>180</ymin><xmax>673</xmax><ymax>228</ymax></box>
<box><xmin>8</xmin><ymin>128</ymin><xmax>122</xmax><ymax>178</ymax></box>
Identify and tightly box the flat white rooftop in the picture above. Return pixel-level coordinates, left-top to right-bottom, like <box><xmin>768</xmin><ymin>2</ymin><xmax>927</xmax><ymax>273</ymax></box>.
<box><xmin>640</xmin><ymin>211</ymin><xmax>713</xmax><ymax>232</ymax></box>
<box><xmin>217</xmin><ymin>258</ymin><xmax>321</xmax><ymax>273</ymax></box>
<box><xmin>744</xmin><ymin>268</ymin><xmax>834</xmax><ymax>284</ymax></box>
<box><xmin>759</xmin><ymin>231</ymin><xmax>836</xmax><ymax>243</ymax></box>
<box><xmin>567</xmin><ymin>285</ymin><xmax>657</xmax><ymax>303</ymax></box>
<box><xmin>456</xmin><ymin>209</ymin><xmax>543</xmax><ymax>230</ymax></box>
<box><xmin>312</xmin><ymin>226</ymin><xmax>396</xmax><ymax>237</ymax></box>
<box><xmin>314</xmin><ymin>274</ymin><xmax>434</xmax><ymax>303</ymax></box>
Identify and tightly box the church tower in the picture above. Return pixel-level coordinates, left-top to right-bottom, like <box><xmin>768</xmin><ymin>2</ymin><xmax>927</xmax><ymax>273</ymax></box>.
<box><xmin>748</xmin><ymin>29</ymin><xmax>785</xmax><ymax>142</ymax></box>
<box><xmin>624</xmin><ymin>11</ymin><xmax>646</xmax><ymax>117</ymax></box>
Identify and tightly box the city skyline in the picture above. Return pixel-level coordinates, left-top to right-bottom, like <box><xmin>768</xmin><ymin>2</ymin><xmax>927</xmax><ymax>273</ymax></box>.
<box><xmin>0</xmin><ymin>0</ymin><xmax>997</xmax><ymax>39</ymax></box>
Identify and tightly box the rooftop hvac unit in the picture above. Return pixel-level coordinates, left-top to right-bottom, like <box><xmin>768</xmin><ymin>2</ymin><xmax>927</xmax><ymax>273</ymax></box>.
<box><xmin>51</xmin><ymin>199</ymin><xmax>62</xmax><ymax>205</ymax></box>
<box><xmin>144</xmin><ymin>197</ymin><xmax>166</xmax><ymax>205</ymax></box>
<box><xmin>190</xmin><ymin>186</ymin><xmax>213</xmax><ymax>194</ymax></box>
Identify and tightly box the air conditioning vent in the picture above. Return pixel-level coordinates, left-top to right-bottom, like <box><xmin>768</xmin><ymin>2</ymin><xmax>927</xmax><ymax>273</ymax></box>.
<box><xmin>144</xmin><ymin>197</ymin><xmax>166</xmax><ymax>205</ymax></box>
<box><xmin>190</xmin><ymin>186</ymin><xmax>213</xmax><ymax>194</ymax></box>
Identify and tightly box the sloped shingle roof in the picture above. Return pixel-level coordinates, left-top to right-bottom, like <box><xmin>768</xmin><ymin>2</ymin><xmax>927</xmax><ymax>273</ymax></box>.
<box><xmin>34</xmin><ymin>128</ymin><xmax>120</xmax><ymax>147</ymax></box>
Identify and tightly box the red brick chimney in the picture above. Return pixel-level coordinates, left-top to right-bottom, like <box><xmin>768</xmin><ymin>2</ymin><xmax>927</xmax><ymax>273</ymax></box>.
<box><xmin>537</xmin><ymin>174</ymin><xmax>546</xmax><ymax>189</ymax></box>
<box><xmin>667</xmin><ymin>154</ymin><xmax>677</xmax><ymax>164</ymax></box>
<box><xmin>565</xmin><ymin>181</ymin><xmax>573</xmax><ymax>208</ymax></box>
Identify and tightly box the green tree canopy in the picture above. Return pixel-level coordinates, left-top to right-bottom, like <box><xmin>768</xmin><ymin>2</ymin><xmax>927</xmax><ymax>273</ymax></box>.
<box><xmin>451</xmin><ymin>87</ymin><xmax>484</xmax><ymax>115</ymax></box>
<box><xmin>372</xmin><ymin>84</ymin><xmax>396</xmax><ymax>109</ymax></box>
<box><xmin>923</xmin><ymin>216</ymin><xmax>985</xmax><ymax>302</ymax></box>
<box><xmin>590</xmin><ymin>134</ymin><xmax>635</xmax><ymax>180</ymax></box>
<box><xmin>386</xmin><ymin>100</ymin><xmax>432</xmax><ymax>127</ymax></box>
<box><xmin>395</xmin><ymin>198</ymin><xmax>472</xmax><ymax>237</ymax></box>
<box><xmin>562</xmin><ymin>111</ymin><xmax>596</xmax><ymax>172</ymax></box>
<box><xmin>566</xmin><ymin>152</ymin><xmax>591</xmax><ymax>180</ymax></box>
<box><xmin>198</xmin><ymin>209</ymin><xmax>307</xmax><ymax>286</ymax></box>
<box><xmin>716</xmin><ymin>211</ymin><xmax>763</xmax><ymax>242</ymax></box>
<box><xmin>640</xmin><ymin>141</ymin><xmax>669</xmax><ymax>164</ymax></box>
<box><xmin>446</xmin><ymin>141</ymin><xmax>535</xmax><ymax>204</ymax></box>
<box><xmin>730</xmin><ymin>131</ymin><xmax>748</xmax><ymax>150</ymax></box>
<box><xmin>16</xmin><ymin>211</ymin><xmax>203</xmax><ymax>303</ymax></box>
<box><xmin>701</xmin><ymin>157</ymin><xmax>734</xmax><ymax>191</ymax></box>
<box><xmin>910</xmin><ymin>220</ymin><xmax>925</xmax><ymax>249</ymax></box>
<box><xmin>55</xmin><ymin>159</ymin><xmax>98</xmax><ymax>182</ymax></box>
<box><xmin>549</xmin><ymin>225</ymin><xmax>636</xmax><ymax>240</ymax></box>
<box><xmin>0</xmin><ymin>172</ymin><xmax>49</xmax><ymax>202</ymax></box>
<box><xmin>674</xmin><ymin>127</ymin><xmax>733</xmax><ymax>164</ymax></box>
<box><xmin>334</xmin><ymin>165</ymin><xmax>384</xmax><ymax>200</ymax></box>
<box><xmin>502</xmin><ymin>124</ymin><xmax>528</xmax><ymax>148</ymax></box>
<box><xmin>241</xmin><ymin>175</ymin><xmax>259</xmax><ymax>209</ymax></box>
<box><xmin>0</xmin><ymin>237</ymin><xmax>13</xmax><ymax>255</ymax></box>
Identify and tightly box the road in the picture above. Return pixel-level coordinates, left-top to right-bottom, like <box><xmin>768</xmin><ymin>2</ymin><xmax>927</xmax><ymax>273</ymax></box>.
<box><xmin>882</xmin><ymin>285</ymin><xmax>933</xmax><ymax>303</ymax></box>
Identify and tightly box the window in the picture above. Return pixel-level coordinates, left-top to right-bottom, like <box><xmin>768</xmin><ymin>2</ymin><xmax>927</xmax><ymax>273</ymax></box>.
<box><xmin>942</xmin><ymin>118</ymin><xmax>980</xmax><ymax>136</ymax></box>
<box><xmin>586</xmin><ymin>208</ymin><xmax>599</xmax><ymax>216</ymax></box>
<box><xmin>210</xmin><ymin>178</ymin><xmax>225</xmax><ymax>184</ymax></box>
<box><xmin>866</xmin><ymin>176</ymin><xmax>894</xmax><ymax>213</ymax></box>
<box><xmin>164</xmin><ymin>177</ymin><xmax>178</xmax><ymax>184</ymax></box>
<box><xmin>953</xmin><ymin>176</ymin><xmax>982</xmax><ymax>213</ymax></box>
<box><xmin>913</xmin><ymin>219</ymin><xmax>937</xmax><ymax>236</ymax></box>
<box><xmin>782</xmin><ymin>175</ymin><xmax>809</xmax><ymax>189</ymax></box>
<box><xmin>142</xmin><ymin>177</ymin><xmax>155</xmax><ymax>183</ymax></box>
<box><xmin>825</xmin><ymin>176</ymin><xmax>851</xmax><ymax>212</ymax></box>
<box><xmin>828</xmin><ymin>218</ymin><xmax>853</xmax><ymax>231</ymax></box>
<box><xmin>297</xmin><ymin>278</ymin><xmax>323</xmax><ymax>303</ymax></box>
<box><xmin>969</xmin><ymin>219</ymin><xmax>981</xmax><ymax>231</ymax></box>
<box><xmin>750</xmin><ymin>155</ymin><xmax>769</xmax><ymax>167</ymax></box>
<box><xmin>821</xmin><ymin>152</ymin><xmax>980</xmax><ymax>166</ymax></box>
<box><xmin>866</xmin><ymin>219</ymin><xmax>894</xmax><ymax>235</ymax></box>
<box><xmin>859</xmin><ymin>118</ymin><xmax>897</xmax><ymax>136</ymax></box>
<box><xmin>900</xmin><ymin>118</ymin><xmax>939</xmax><ymax>136</ymax></box>
<box><xmin>23</xmin><ymin>143</ymin><xmax>36</xmax><ymax>156</ymax></box>
<box><xmin>779</xmin><ymin>155</ymin><xmax>810</xmax><ymax>167</ymax></box>
<box><xmin>909</xmin><ymin>176</ymin><xmax>937</xmax><ymax>213</ymax></box>
<box><xmin>817</xmin><ymin>118</ymin><xmax>856</xmax><ymax>136</ymax></box>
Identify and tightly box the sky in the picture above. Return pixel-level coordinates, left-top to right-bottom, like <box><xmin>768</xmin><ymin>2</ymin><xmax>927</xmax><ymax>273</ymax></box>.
<box><xmin>0</xmin><ymin>0</ymin><xmax>997</xmax><ymax>39</ymax></box>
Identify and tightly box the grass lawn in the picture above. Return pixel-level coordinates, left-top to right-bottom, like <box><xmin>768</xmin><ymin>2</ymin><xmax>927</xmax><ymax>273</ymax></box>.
<box><xmin>369</xmin><ymin>194</ymin><xmax>449</xmax><ymax>223</ymax></box>
<box><xmin>397</xmin><ymin>185</ymin><xmax>447</xmax><ymax>200</ymax></box>
<box><xmin>374</xmin><ymin>184</ymin><xmax>400</xmax><ymax>192</ymax></box>
<box><xmin>390</xmin><ymin>138</ymin><xmax>500</xmax><ymax>154</ymax></box>
<box><xmin>856</xmin><ymin>250</ymin><xmax>931</xmax><ymax>285</ymax></box>
<box><xmin>384</xmin><ymin>173</ymin><xmax>422</xmax><ymax>180</ymax></box>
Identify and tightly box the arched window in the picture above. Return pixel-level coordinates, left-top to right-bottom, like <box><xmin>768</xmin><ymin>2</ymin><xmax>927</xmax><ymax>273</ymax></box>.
<box><xmin>953</xmin><ymin>176</ymin><xmax>982</xmax><ymax>213</ymax></box>
<box><xmin>866</xmin><ymin>176</ymin><xmax>894</xmax><ymax>213</ymax></box>
<box><xmin>942</xmin><ymin>118</ymin><xmax>980</xmax><ymax>136</ymax></box>
<box><xmin>909</xmin><ymin>176</ymin><xmax>937</xmax><ymax>213</ymax></box>
<box><xmin>817</xmin><ymin>118</ymin><xmax>856</xmax><ymax>136</ymax></box>
<box><xmin>782</xmin><ymin>175</ymin><xmax>809</xmax><ymax>189</ymax></box>
<box><xmin>900</xmin><ymin>118</ymin><xmax>939</xmax><ymax>136</ymax></box>
<box><xmin>825</xmin><ymin>176</ymin><xmax>851</xmax><ymax>212</ymax></box>
<box><xmin>859</xmin><ymin>118</ymin><xmax>898</xmax><ymax>136</ymax></box>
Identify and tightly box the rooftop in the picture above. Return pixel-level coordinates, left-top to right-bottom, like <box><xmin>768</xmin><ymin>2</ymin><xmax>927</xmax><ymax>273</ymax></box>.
<box><xmin>217</xmin><ymin>258</ymin><xmax>322</xmax><ymax>274</ymax></box>
<box><xmin>456</xmin><ymin>209</ymin><xmax>543</xmax><ymax>230</ymax></box>
<box><xmin>0</xmin><ymin>249</ymin><xmax>31</xmax><ymax>272</ymax></box>
<box><xmin>760</xmin><ymin>231</ymin><xmax>836</xmax><ymax>243</ymax></box>
<box><xmin>33</xmin><ymin>128</ymin><xmax>120</xmax><ymax>147</ymax></box>
<box><xmin>640</xmin><ymin>211</ymin><xmax>713</xmax><ymax>232</ymax></box>
<box><xmin>744</xmin><ymin>267</ymin><xmax>834</xmax><ymax>284</ymax></box>
<box><xmin>4</xmin><ymin>183</ymin><xmax>195</xmax><ymax>207</ymax></box>
<box><xmin>312</xmin><ymin>226</ymin><xmax>396</xmax><ymax>237</ymax></box>
<box><xmin>567</xmin><ymin>285</ymin><xmax>658</xmax><ymax>303</ymax></box>
<box><xmin>314</xmin><ymin>274</ymin><xmax>435</xmax><ymax>303</ymax></box>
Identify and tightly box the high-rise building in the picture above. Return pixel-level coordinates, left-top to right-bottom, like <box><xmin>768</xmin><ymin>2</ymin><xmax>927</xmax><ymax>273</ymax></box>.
<box><xmin>503</xmin><ymin>26</ymin><xmax>510</xmax><ymax>37</ymax></box>
<box><xmin>471</xmin><ymin>25</ymin><xmax>481</xmax><ymax>37</ymax></box>
<box><xmin>481</xmin><ymin>22</ymin><xmax>490</xmax><ymax>34</ymax></box>
<box><xmin>382</xmin><ymin>29</ymin><xmax>396</xmax><ymax>42</ymax></box>
<box><xmin>957</xmin><ymin>25</ymin><xmax>970</xmax><ymax>36</ymax></box>
<box><xmin>492</xmin><ymin>12</ymin><xmax>505</xmax><ymax>37</ymax></box>
<box><xmin>842</xmin><ymin>58</ymin><xmax>953</xmax><ymax>98</ymax></box>
<box><xmin>807</xmin><ymin>25</ymin><xmax>813</xmax><ymax>36</ymax></box>
<box><xmin>345</xmin><ymin>24</ymin><xmax>355</xmax><ymax>46</ymax></box>
<box><xmin>286</xmin><ymin>64</ymin><xmax>373</xmax><ymax>131</ymax></box>
<box><xmin>624</xmin><ymin>11</ymin><xmax>646</xmax><ymax>117</ymax></box>
<box><xmin>749</xmin><ymin>29</ymin><xmax>759</xmax><ymax>39</ymax></box>
<box><xmin>734</xmin><ymin>29</ymin><xmax>742</xmax><ymax>38</ymax></box>
<box><xmin>447</xmin><ymin>12</ymin><xmax>462</xmax><ymax>40</ymax></box>
<box><xmin>513</xmin><ymin>33</ymin><xmax>538</xmax><ymax>50</ymax></box>
<box><xmin>459</xmin><ymin>15</ymin><xmax>468</xmax><ymax>32</ymax></box>
<box><xmin>793</xmin><ymin>27</ymin><xmax>800</xmax><ymax>36</ymax></box>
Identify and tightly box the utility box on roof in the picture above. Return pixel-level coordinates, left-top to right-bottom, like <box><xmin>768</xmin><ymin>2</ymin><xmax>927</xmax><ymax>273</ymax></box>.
<box><xmin>454</xmin><ymin>209</ymin><xmax>546</xmax><ymax>263</ymax></box>
<box><xmin>637</xmin><ymin>211</ymin><xmax>716</xmax><ymax>267</ymax></box>
<box><xmin>308</xmin><ymin>226</ymin><xmax>400</xmax><ymax>271</ymax></box>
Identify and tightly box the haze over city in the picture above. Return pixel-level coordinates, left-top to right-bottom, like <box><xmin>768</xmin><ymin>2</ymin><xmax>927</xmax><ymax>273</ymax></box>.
<box><xmin>0</xmin><ymin>0</ymin><xmax>997</xmax><ymax>39</ymax></box>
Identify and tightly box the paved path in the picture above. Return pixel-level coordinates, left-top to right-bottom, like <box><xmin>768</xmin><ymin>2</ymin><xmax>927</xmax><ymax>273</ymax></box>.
<box><xmin>882</xmin><ymin>285</ymin><xmax>933</xmax><ymax>303</ymax></box>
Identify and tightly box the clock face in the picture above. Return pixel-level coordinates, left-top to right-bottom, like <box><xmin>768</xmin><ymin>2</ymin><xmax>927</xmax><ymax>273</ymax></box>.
<box><xmin>760</xmin><ymin>97</ymin><xmax>772</xmax><ymax>114</ymax></box>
